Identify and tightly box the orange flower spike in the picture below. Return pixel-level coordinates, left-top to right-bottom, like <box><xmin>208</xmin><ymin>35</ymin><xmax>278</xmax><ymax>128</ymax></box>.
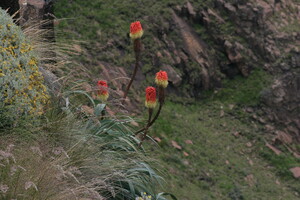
<box><xmin>130</xmin><ymin>21</ymin><xmax>144</xmax><ymax>40</ymax></box>
<box><xmin>97</xmin><ymin>80</ymin><xmax>109</xmax><ymax>101</ymax></box>
<box><xmin>155</xmin><ymin>70</ymin><xmax>168</xmax><ymax>88</ymax></box>
<box><xmin>145</xmin><ymin>87</ymin><xmax>157</xmax><ymax>109</ymax></box>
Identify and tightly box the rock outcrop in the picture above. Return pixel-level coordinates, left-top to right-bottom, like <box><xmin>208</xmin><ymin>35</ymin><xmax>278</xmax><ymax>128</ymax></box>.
<box><xmin>172</xmin><ymin>10</ymin><xmax>218</xmax><ymax>90</ymax></box>
<box><xmin>19</xmin><ymin>0</ymin><xmax>54</xmax><ymax>25</ymax></box>
<box><xmin>0</xmin><ymin>0</ymin><xmax>54</xmax><ymax>25</ymax></box>
<box><xmin>172</xmin><ymin>0</ymin><xmax>300</xmax><ymax>143</ymax></box>
<box><xmin>261</xmin><ymin>69</ymin><xmax>300</xmax><ymax>142</ymax></box>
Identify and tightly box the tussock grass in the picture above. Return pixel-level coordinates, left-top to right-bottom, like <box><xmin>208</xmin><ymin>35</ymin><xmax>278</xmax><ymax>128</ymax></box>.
<box><xmin>0</xmin><ymin>96</ymin><xmax>170</xmax><ymax>199</ymax></box>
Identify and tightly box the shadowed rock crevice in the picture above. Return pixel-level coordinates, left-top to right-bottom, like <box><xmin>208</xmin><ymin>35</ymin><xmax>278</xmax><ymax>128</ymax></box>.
<box><xmin>0</xmin><ymin>0</ymin><xmax>20</xmax><ymax>18</ymax></box>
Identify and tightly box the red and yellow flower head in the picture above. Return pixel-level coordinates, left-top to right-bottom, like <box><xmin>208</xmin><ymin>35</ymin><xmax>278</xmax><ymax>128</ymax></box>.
<box><xmin>155</xmin><ymin>70</ymin><xmax>168</xmax><ymax>88</ymax></box>
<box><xmin>97</xmin><ymin>80</ymin><xmax>109</xmax><ymax>101</ymax></box>
<box><xmin>145</xmin><ymin>86</ymin><xmax>157</xmax><ymax>109</ymax></box>
<box><xmin>130</xmin><ymin>21</ymin><xmax>144</xmax><ymax>40</ymax></box>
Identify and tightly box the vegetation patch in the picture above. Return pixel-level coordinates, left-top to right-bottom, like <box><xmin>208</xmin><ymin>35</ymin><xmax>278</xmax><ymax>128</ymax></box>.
<box><xmin>204</xmin><ymin>69</ymin><xmax>272</xmax><ymax>106</ymax></box>
<box><xmin>148</xmin><ymin>102</ymin><xmax>300</xmax><ymax>200</ymax></box>
<box><xmin>0</xmin><ymin>9</ymin><xmax>49</xmax><ymax>120</ymax></box>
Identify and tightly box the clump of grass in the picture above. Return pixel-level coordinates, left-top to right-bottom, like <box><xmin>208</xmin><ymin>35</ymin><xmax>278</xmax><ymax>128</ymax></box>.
<box><xmin>0</xmin><ymin>143</ymin><xmax>104</xmax><ymax>199</ymax></box>
<box><xmin>0</xmin><ymin>94</ymin><xmax>173</xmax><ymax>199</ymax></box>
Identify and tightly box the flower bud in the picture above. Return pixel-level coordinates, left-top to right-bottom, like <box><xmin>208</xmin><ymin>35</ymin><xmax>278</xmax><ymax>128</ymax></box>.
<box><xmin>97</xmin><ymin>80</ymin><xmax>109</xmax><ymax>101</ymax></box>
<box><xmin>130</xmin><ymin>21</ymin><xmax>144</xmax><ymax>40</ymax></box>
<box><xmin>155</xmin><ymin>70</ymin><xmax>168</xmax><ymax>88</ymax></box>
<box><xmin>145</xmin><ymin>86</ymin><xmax>157</xmax><ymax>109</ymax></box>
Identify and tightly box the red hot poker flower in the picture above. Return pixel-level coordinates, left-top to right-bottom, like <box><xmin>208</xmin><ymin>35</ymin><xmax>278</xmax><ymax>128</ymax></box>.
<box><xmin>155</xmin><ymin>70</ymin><xmax>168</xmax><ymax>88</ymax></box>
<box><xmin>130</xmin><ymin>21</ymin><xmax>144</xmax><ymax>40</ymax></box>
<box><xmin>97</xmin><ymin>80</ymin><xmax>109</xmax><ymax>101</ymax></box>
<box><xmin>145</xmin><ymin>86</ymin><xmax>157</xmax><ymax>109</ymax></box>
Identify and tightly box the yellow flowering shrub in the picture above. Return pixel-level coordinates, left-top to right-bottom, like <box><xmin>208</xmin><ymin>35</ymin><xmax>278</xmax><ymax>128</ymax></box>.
<box><xmin>0</xmin><ymin>9</ymin><xmax>49</xmax><ymax>116</ymax></box>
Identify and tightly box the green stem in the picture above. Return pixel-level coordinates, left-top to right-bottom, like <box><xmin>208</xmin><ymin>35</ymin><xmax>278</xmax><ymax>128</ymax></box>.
<box><xmin>122</xmin><ymin>39</ymin><xmax>141</xmax><ymax>104</ymax></box>
<box><xmin>135</xmin><ymin>86</ymin><xmax>165</xmax><ymax>136</ymax></box>
<box><xmin>138</xmin><ymin>108</ymin><xmax>153</xmax><ymax>148</ymax></box>
<box><xmin>135</xmin><ymin>102</ymin><xmax>163</xmax><ymax>136</ymax></box>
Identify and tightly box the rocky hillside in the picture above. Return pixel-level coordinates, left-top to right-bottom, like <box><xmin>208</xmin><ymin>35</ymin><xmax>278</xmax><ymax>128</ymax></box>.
<box><xmin>52</xmin><ymin>0</ymin><xmax>300</xmax><ymax>143</ymax></box>
<box><xmin>1</xmin><ymin>0</ymin><xmax>300</xmax><ymax>199</ymax></box>
<box><xmin>2</xmin><ymin>0</ymin><xmax>299</xmax><ymax>170</ymax></box>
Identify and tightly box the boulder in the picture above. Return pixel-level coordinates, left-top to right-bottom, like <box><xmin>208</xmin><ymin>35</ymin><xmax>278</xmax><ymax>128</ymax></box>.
<box><xmin>224</xmin><ymin>3</ymin><xmax>236</xmax><ymax>13</ymax></box>
<box><xmin>290</xmin><ymin>167</ymin><xmax>300</xmax><ymax>178</ymax></box>
<box><xmin>186</xmin><ymin>2</ymin><xmax>196</xmax><ymax>18</ymax></box>
<box><xmin>19</xmin><ymin>0</ymin><xmax>54</xmax><ymax>25</ymax></box>
<box><xmin>182</xmin><ymin>1</ymin><xmax>197</xmax><ymax>21</ymax></box>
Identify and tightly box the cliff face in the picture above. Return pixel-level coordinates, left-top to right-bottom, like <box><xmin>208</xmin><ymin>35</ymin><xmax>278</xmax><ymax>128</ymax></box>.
<box><xmin>169</xmin><ymin>0</ymin><xmax>300</xmax><ymax>86</ymax></box>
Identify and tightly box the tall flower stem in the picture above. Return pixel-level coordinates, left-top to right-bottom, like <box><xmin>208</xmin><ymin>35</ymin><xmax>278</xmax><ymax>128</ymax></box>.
<box><xmin>122</xmin><ymin>39</ymin><xmax>141</xmax><ymax>104</ymax></box>
<box><xmin>135</xmin><ymin>86</ymin><xmax>165</xmax><ymax>136</ymax></box>
<box><xmin>138</xmin><ymin>108</ymin><xmax>153</xmax><ymax>148</ymax></box>
<box><xmin>135</xmin><ymin>102</ymin><xmax>163</xmax><ymax>136</ymax></box>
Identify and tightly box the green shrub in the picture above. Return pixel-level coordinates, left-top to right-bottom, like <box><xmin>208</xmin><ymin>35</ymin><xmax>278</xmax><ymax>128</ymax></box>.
<box><xmin>0</xmin><ymin>9</ymin><xmax>49</xmax><ymax>117</ymax></box>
